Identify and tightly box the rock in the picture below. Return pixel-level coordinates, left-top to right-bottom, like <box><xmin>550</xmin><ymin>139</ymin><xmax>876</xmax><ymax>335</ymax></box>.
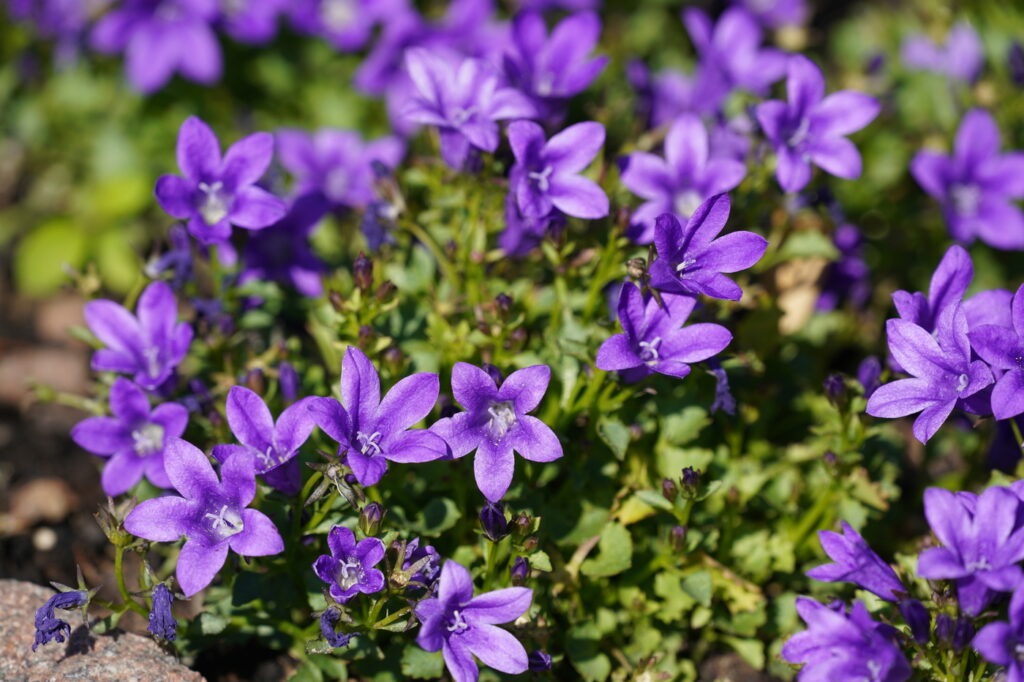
<box><xmin>0</xmin><ymin>346</ymin><xmax>89</xmax><ymax>406</ymax></box>
<box><xmin>0</xmin><ymin>579</ymin><xmax>205</xmax><ymax>682</ymax></box>
<box><xmin>34</xmin><ymin>295</ymin><xmax>86</xmax><ymax>347</ymax></box>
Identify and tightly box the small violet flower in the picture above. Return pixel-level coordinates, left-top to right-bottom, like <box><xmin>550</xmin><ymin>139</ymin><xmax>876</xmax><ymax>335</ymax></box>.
<box><xmin>239</xmin><ymin>193</ymin><xmax>330</xmax><ymax>299</ymax></box>
<box><xmin>286</xmin><ymin>0</ymin><xmax>397</xmax><ymax>51</ymax></box>
<box><xmin>806</xmin><ymin>521</ymin><xmax>905</xmax><ymax>601</ymax></box>
<box><xmin>124</xmin><ymin>440</ymin><xmax>285</xmax><ymax>597</ymax></box>
<box><xmin>431</xmin><ymin>363</ymin><xmax>563</xmax><ymax>502</ymax></box>
<box><xmin>313</xmin><ymin>525</ymin><xmax>386</xmax><ymax>603</ymax></box>
<box><xmin>973</xmin><ymin>586</ymin><xmax>1024</xmax><ymax>680</ymax></box>
<box><xmin>84</xmin><ymin>280</ymin><xmax>193</xmax><ymax>390</ymax></box>
<box><xmin>647</xmin><ymin>194</ymin><xmax>768</xmax><ymax>301</ymax></box>
<box><xmin>968</xmin><ymin>283</ymin><xmax>1024</xmax><ymax>420</ymax></box>
<box><xmin>155</xmin><ymin>116</ymin><xmax>287</xmax><ymax>245</ymax></box>
<box><xmin>902</xmin><ymin>22</ymin><xmax>984</xmax><ymax>83</ymax></box>
<box><xmin>596</xmin><ymin>281</ymin><xmax>733</xmax><ymax>383</ymax></box>
<box><xmin>415</xmin><ymin>560</ymin><xmax>533</xmax><ymax>682</ymax></box>
<box><xmin>32</xmin><ymin>590</ymin><xmax>88</xmax><ymax>651</ymax></box>
<box><xmin>310</xmin><ymin>346</ymin><xmax>448</xmax><ymax>487</ymax></box>
<box><xmin>71</xmin><ymin>377</ymin><xmax>188</xmax><ymax>496</ymax></box>
<box><xmin>404</xmin><ymin>537</ymin><xmax>442</xmax><ymax>592</ymax></box>
<box><xmin>508</xmin><ymin>120</ymin><xmax>608</xmax><ymax>220</ymax></box>
<box><xmin>147</xmin><ymin>583</ymin><xmax>176</xmax><ymax>642</ymax></box>
<box><xmin>892</xmin><ymin>244</ymin><xmax>972</xmax><ymax>335</ymax></box>
<box><xmin>756</xmin><ymin>54</ymin><xmax>880</xmax><ymax>193</ymax></box>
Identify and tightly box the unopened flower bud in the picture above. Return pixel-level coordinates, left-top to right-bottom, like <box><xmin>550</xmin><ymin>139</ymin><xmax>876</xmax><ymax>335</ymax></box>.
<box><xmin>952</xmin><ymin>617</ymin><xmax>974</xmax><ymax>652</ymax></box>
<box><xmin>495</xmin><ymin>293</ymin><xmax>513</xmax><ymax>316</ymax></box>
<box><xmin>278</xmin><ymin>362</ymin><xmax>299</xmax><ymax>404</ymax></box>
<box><xmin>824</xmin><ymin>373</ymin><xmax>846</xmax><ymax>407</ymax></box>
<box><xmin>520</xmin><ymin>536</ymin><xmax>539</xmax><ymax>552</ymax></box>
<box><xmin>329</xmin><ymin>290</ymin><xmax>345</xmax><ymax>311</ymax></box>
<box><xmin>359</xmin><ymin>502</ymin><xmax>385</xmax><ymax>536</ymax></box>
<box><xmin>661</xmin><ymin>478</ymin><xmax>678</xmax><ymax>502</ymax></box>
<box><xmin>823</xmin><ymin>450</ymin><xmax>837</xmax><ymax>467</ymax></box>
<box><xmin>528</xmin><ymin>650</ymin><xmax>552</xmax><ymax>672</ymax></box>
<box><xmin>1010</xmin><ymin>41</ymin><xmax>1024</xmax><ymax>87</ymax></box>
<box><xmin>482</xmin><ymin>364</ymin><xmax>503</xmax><ymax>386</ymax></box>
<box><xmin>680</xmin><ymin>467</ymin><xmax>701</xmax><ymax>498</ymax></box>
<box><xmin>511</xmin><ymin>513</ymin><xmax>532</xmax><ymax>540</ymax></box>
<box><xmin>358</xmin><ymin>325</ymin><xmax>374</xmax><ymax>346</ymax></box>
<box><xmin>670</xmin><ymin>525</ymin><xmax>688</xmax><ymax>552</ymax></box>
<box><xmin>935</xmin><ymin>613</ymin><xmax>953</xmax><ymax>646</ymax></box>
<box><xmin>899</xmin><ymin>598</ymin><xmax>930</xmax><ymax>645</ymax></box>
<box><xmin>510</xmin><ymin>556</ymin><xmax>529</xmax><ymax>586</ymax></box>
<box><xmin>353</xmin><ymin>253</ymin><xmax>373</xmax><ymax>292</ymax></box>
<box><xmin>480</xmin><ymin>502</ymin><xmax>510</xmax><ymax>542</ymax></box>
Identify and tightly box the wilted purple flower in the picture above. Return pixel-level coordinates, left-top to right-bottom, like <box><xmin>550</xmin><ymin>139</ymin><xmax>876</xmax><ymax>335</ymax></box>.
<box><xmin>647</xmin><ymin>195</ymin><xmax>767</xmax><ymax>301</ymax></box>
<box><xmin>32</xmin><ymin>590</ymin><xmax>88</xmax><ymax>651</ymax></box>
<box><xmin>623</xmin><ymin>116</ymin><xmax>746</xmax><ymax>245</ymax></box>
<box><xmin>147</xmin><ymin>583</ymin><xmax>176</xmax><ymax>642</ymax></box>
<box><xmin>415</xmin><ymin>560</ymin><xmax>533</xmax><ymax>682</ymax></box>
<box><xmin>502</xmin><ymin>11</ymin><xmax>607</xmax><ymax>121</ymax></box>
<box><xmin>806</xmin><ymin>521</ymin><xmax>905</xmax><ymax>601</ymax></box>
<box><xmin>402</xmin><ymin>49</ymin><xmax>536</xmax><ymax>170</ymax></box>
<box><xmin>84</xmin><ymin>281</ymin><xmax>193</xmax><ymax>390</ymax></box>
<box><xmin>973</xmin><ymin>586</ymin><xmax>1024</xmax><ymax>678</ymax></box>
<box><xmin>910</xmin><ymin>109</ymin><xmax>1024</xmax><ymax>250</ymax></box>
<box><xmin>756</xmin><ymin>55</ymin><xmax>880</xmax><ymax>193</ymax></box>
<box><xmin>782</xmin><ymin>598</ymin><xmax>911</xmax><ymax>681</ymax></box>
<box><xmin>313</xmin><ymin>525</ymin><xmax>386</xmax><ymax>603</ymax></box>
<box><xmin>90</xmin><ymin>0</ymin><xmax>221</xmax><ymax>93</ymax></box>
<box><xmin>902</xmin><ymin>22</ymin><xmax>983</xmax><ymax>83</ymax></box>
<box><xmin>320</xmin><ymin>606</ymin><xmax>359</xmax><ymax>648</ymax></box>
<box><xmin>239</xmin><ymin>193</ymin><xmax>329</xmax><ymax>298</ymax></box>
<box><xmin>404</xmin><ymin>537</ymin><xmax>441</xmax><ymax>591</ymax></box>
<box><xmin>733</xmin><ymin>0</ymin><xmax>806</xmax><ymax>29</ymax></box>
<box><xmin>867</xmin><ymin>304</ymin><xmax>993</xmax><ymax>443</ymax></box>
<box><xmin>508</xmin><ymin>120</ymin><xmax>608</xmax><ymax>220</ymax></box>
<box><xmin>917</xmin><ymin>486</ymin><xmax>1024</xmax><ymax>616</ymax></box>
<box><xmin>310</xmin><ymin>346</ymin><xmax>447</xmax><ymax>487</ymax></box>
<box><xmin>431</xmin><ymin>363</ymin><xmax>562</xmax><ymax>502</ymax></box>
<box><xmin>124</xmin><ymin>440</ymin><xmax>285</xmax><ymax>597</ymax></box>
<box><xmin>286</xmin><ymin>0</ymin><xmax>399</xmax><ymax>51</ymax></box>
<box><xmin>596</xmin><ymin>281</ymin><xmax>733</xmax><ymax>382</ymax></box>
<box><xmin>155</xmin><ymin>116</ymin><xmax>287</xmax><ymax>245</ymax></box>
<box><xmin>816</xmin><ymin>224</ymin><xmax>870</xmax><ymax>311</ymax></box>
<box><xmin>211</xmin><ymin>386</ymin><xmax>315</xmax><ymax>495</ymax></box>
<box><xmin>968</xmin><ymin>283</ymin><xmax>1024</xmax><ymax>420</ymax></box>
<box><xmin>218</xmin><ymin>0</ymin><xmax>283</xmax><ymax>44</ymax></box>
<box><xmin>71</xmin><ymin>378</ymin><xmax>187</xmax><ymax>495</ymax></box>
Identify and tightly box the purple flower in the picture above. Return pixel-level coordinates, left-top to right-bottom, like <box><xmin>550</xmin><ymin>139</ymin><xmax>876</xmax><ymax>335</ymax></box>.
<box><xmin>320</xmin><ymin>607</ymin><xmax>359</xmax><ymax>648</ymax></box>
<box><xmin>84</xmin><ymin>280</ymin><xmax>193</xmax><ymax>390</ymax></box>
<box><xmin>910</xmin><ymin>109</ymin><xmax>1024</xmax><ymax>250</ymax></box>
<box><xmin>647</xmin><ymin>195</ymin><xmax>768</xmax><ymax>301</ymax></box>
<box><xmin>502</xmin><ymin>11</ymin><xmax>608</xmax><ymax>121</ymax></box>
<box><xmin>508</xmin><ymin>120</ymin><xmax>608</xmax><ymax>220</ymax></box>
<box><xmin>155</xmin><ymin>116</ymin><xmax>287</xmax><ymax>245</ymax></box>
<box><xmin>965</xmin><ymin>288</ymin><xmax>1014</xmax><ymax>332</ymax></box>
<box><xmin>518</xmin><ymin>0</ymin><xmax>598</xmax><ymax>9</ymax></box>
<box><xmin>124</xmin><ymin>440</ymin><xmax>285</xmax><ymax>597</ymax></box>
<box><xmin>415</xmin><ymin>560</ymin><xmax>533</xmax><ymax>682</ymax></box>
<box><xmin>239</xmin><ymin>193</ymin><xmax>330</xmax><ymax>299</ymax></box>
<box><xmin>218</xmin><ymin>0</ymin><xmax>283</xmax><ymax>44</ymax></box>
<box><xmin>902</xmin><ymin>22</ymin><xmax>983</xmax><ymax>83</ymax></box>
<box><xmin>211</xmin><ymin>386</ymin><xmax>316</xmax><ymax>496</ymax></box>
<box><xmin>626</xmin><ymin>60</ymin><xmax>696</xmax><ymax>131</ymax></box>
<box><xmin>816</xmin><ymin>223</ymin><xmax>870</xmax><ymax>312</ymax></box>
<box><xmin>499</xmin><ymin>191</ymin><xmax>565</xmax><ymax>257</ymax></box>
<box><xmin>71</xmin><ymin>378</ymin><xmax>188</xmax><ymax>495</ymax></box>
<box><xmin>147</xmin><ymin>583</ymin><xmax>176</xmax><ymax>642</ymax></box>
<box><xmin>89</xmin><ymin>0</ymin><xmax>221</xmax><ymax>93</ymax></box>
<box><xmin>782</xmin><ymin>598</ymin><xmax>910</xmax><ymax>681</ymax></box>
<box><xmin>310</xmin><ymin>346</ymin><xmax>447</xmax><ymax>487</ymax></box>
<box><xmin>620</xmin><ymin>114</ymin><xmax>746</xmax><ymax>244</ymax></box>
<box><xmin>286</xmin><ymin>0</ymin><xmax>399</xmax><ymax>51</ymax></box>
<box><xmin>892</xmin><ymin>244</ymin><xmax>972</xmax><ymax>334</ymax></box>
<box><xmin>867</xmin><ymin>304</ymin><xmax>993</xmax><ymax>443</ymax></box>
<box><xmin>756</xmin><ymin>54</ymin><xmax>880</xmax><ymax>193</ymax></box>
<box><xmin>596</xmin><ymin>281</ymin><xmax>733</xmax><ymax>382</ymax></box>
<box><xmin>402</xmin><ymin>48</ymin><xmax>537</xmax><ymax>170</ymax></box>
<box><xmin>917</xmin><ymin>486</ymin><xmax>1024</xmax><ymax>616</ymax></box>
<box><xmin>32</xmin><ymin>590</ymin><xmax>88</xmax><ymax>651</ymax></box>
<box><xmin>145</xmin><ymin>224</ymin><xmax>193</xmax><ymax>291</ymax></box>
<box><xmin>973</xmin><ymin>586</ymin><xmax>1024</xmax><ymax>679</ymax></box>
<box><xmin>968</xmin><ymin>283</ymin><xmax>1024</xmax><ymax>420</ymax></box>
<box><xmin>404</xmin><ymin>537</ymin><xmax>441</xmax><ymax>592</ymax></box>
<box><xmin>708</xmin><ymin>362</ymin><xmax>736</xmax><ymax>415</ymax></box>
<box><xmin>806</xmin><ymin>521</ymin><xmax>905</xmax><ymax>601</ymax></box>
<box><xmin>733</xmin><ymin>0</ymin><xmax>807</xmax><ymax>29</ymax></box>
<box><xmin>431</xmin><ymin>363</ymin><xmax>562</xmax><ymax>502</ymax></box>
<box><xmin>857</xmin><ymin>356</ymin><xmax>882</xmax><ymax>398</ymax></box>
<box><xmin>313</xmin><ymin>526</ymin><xmax>386</xmax><ymax>603</ymax></box>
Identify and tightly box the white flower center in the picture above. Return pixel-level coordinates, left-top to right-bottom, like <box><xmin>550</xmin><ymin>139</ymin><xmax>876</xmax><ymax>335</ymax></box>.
<box><xmin>143</xmin><ymin>346</ymin><xmax>162</xmax><ymax>379</ymax></box>
<box><xmin>446</xmin><ymin>609</ymin><xmax>469</xmax><ymax>634</ymax></box>
<box><xmin>1015</xmin><ymin>642</ymin><xmax>1024</xmax><ymax>661</ymax></box>
<box><xmin>356</xmin><ymin>431</ymin><xmax>383</xmax><ymax>456</ymax></box>
<box><xmin>204</xmin><ymin>504</ymin><xmax>244</xmax><ymax>540</ymax></box>
<box><xmin>536</xmin><ymin>72</ymin><xmax>555</xmax><ymax>97</ymax></box>
<box><xmin>528</xmin><ymin>166</ymin><xmax>554</xmax><ymax>192</ymax></box>
<box><xmin>786</xmin><ymin>117</ymin><xmax>810</xmax><ymax>147</ymax></box>
<box><xmin>450</xmin><ymin>106</ymin><xmax>477</xmax><ymax>128</ymax></box>
<box><xmin>950</xmin><ymin>183</ymin><xmax>980</xmax><ymax>217</ymax></box>
<box><xmin>257</xmin><ymin>445</ymin><xmax>277</xmax><ymax>468</ymax></box>
<box><xmin>131</xmin><ymin>423</ymin><xmax>165</xmax><ymax>456</ymax></box>
<box><xmin>639</xmin><ymin>337</ymin><xmax>661</xmax><ymax>366</ymax></box>
<box><xmin>324</xmin><ymin>167</ymin><xmax>350</xmax><ymax>201</ymax></box>
<box><xmin>336</xmin><ymin>557</ymin><xmax>364</xmax><ymax>589</ymax></box>
<box><xmin>486</xmin><ymin>401</ymin><xmax>517</xmax><ymax>441</ymax></box>
<box><xmin>674</xmin><ymin>189</ymin><xmax>703</xmax><ymax>218</ymax></box>
<box><xmin>198</xmin><ymin>181</ymin><xmax>229</xmax><ymax>225</ymax></box>
<box><xmin>966</xmin><ymin>557</ymin><xmax>992</xmax><ymax>572</ymax></box>
<box><xmin>675</xmin><ymin>256</ymin><xmax>698</xmax><ymax>275</ymax></box>
<box><xmin>956</xmin><ymin>372</ymin><xmax>969</xmax><ymax>394</ymax></box>
<box><xmin>321</xmin><ymin>0</ymin><xmax>355</xmax><ymax>31</ymax></box>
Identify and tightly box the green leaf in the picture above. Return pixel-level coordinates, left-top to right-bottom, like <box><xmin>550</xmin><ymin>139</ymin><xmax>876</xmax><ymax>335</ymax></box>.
<box><xmin>195</xmin><ymin>612</ymin><xmax>228</xmax><ymax>636</ymax></box>
<box><xmin>400</xmin><ymin>646</ymin><xmax>444</xmax><ymax>679</ymax></box>
<box><xmin>596</xmin><ymin>417</ymin><xmax>630</xmax><ymax>460</ymax></box>
<box><xmin>633</xmin><ymin>489</ymin><xmax>674</xmax><ymax>511</ymax></box>
<box><xmin>411</xmin><ymin>497</ymin><xmax>461</xmax><ymax>536</ymax></box>
<box><xmin>529</xmin><ymin>550</ymin><xmax>552</xmax><ymax>572</ymax></box>
<box><xmin>660</xmin><ymin>406</ymin><xmax>710</xmax><ymax>445</ymax></box>
<box><xmin>567</xmin><ymin>622</ymin><xmax>612</xmax><ymax>682</ymax></box>
<box><xmin>774</xmin><ymin>230</ymin><xmax>839</xmax><ymax>263</ymax></box>
<box><xmin>290</xmin><ymin>661</ymin><xmax>324</xmax><ymax>682</ymax></box>
<box><xmin>308</xmin><ymin>654</ymin><xmax>347</xmax><ymax>680</ymax></box>
<box><xmin>14</xmin><ymin>218</ymin><xmax>86</xmax><ymax>296</ymax></box>
<box><xmin>721</xmin><ymin>636</ymin><xmax>765</xmax><ymax>670</ymax></box>
<box><xmin>95</xmin><ymin>228</ymin><xmax>140</xmax><ymax>293</ymax></box>
<box><xmin>681</xmin><ymin>570</ymin><xmax>712</xmax><ymax>607</ymax></box>
<box><xmin>581</xmin><ymin>523</ymin><xmax>633</xmax><ymax>578</ymax></box>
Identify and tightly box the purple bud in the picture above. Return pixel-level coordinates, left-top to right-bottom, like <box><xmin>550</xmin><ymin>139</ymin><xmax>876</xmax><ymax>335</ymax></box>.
<box><xmin>952</xmin><ymin>617</ymin><xmax>974</xmax><ymax>652</ymax></box>
<box><xmin>662</xmin><ymin>478</ymin><xmax>678</xmax><ymax>502</ymax></box>
<box><xmin>857</xmin><ymin>356</ymin><xmax>882</xmax><ymax>398</ymax></box>
<box><xmin>824</xmin><ymin>373</ymin><xmax>846</xmax><ymax>406</ymax></box>
<box><xmin>823</xmin><ymin>450</ymin><xmax>838</xmax><ymax>467</ymax></box>
<box><xmin>511</xmin><ymin>513</ymin><xmax>532</xmax><ymax>540</ymax></box>
<box><xmin>680</xmin><ymin>467</ymin><xmax>701</xmax><ymax>497</ymax></box>
<box><xmin>148</xmin><ymin>583</ymin><xmax>177</xmax><ymax>642</ymax></box>
<box><xmin>495</xmin><ymin>293</ymin><xmax>513</xmax><ymax>315</ymax></box>
<box><xmin>670</xmin><ymin>525</ymin><xmax>688</xmax><ymax>552</ymax></box>
<box><xmin>480</xmin><ymin>502</ymin><xmax>510</xmax><ymax>542</ymax></box>
<box><xmin>898</xmin><ymin>598</ymin><xmax>929</xmax><ymax>645</ymax></box>
<box><xmin>1010</xmin><ymin>41</ymin><xmax>1024</xmax><ymax>87</ymax></box>
<box><xmin>353</xmin><ymin>253</ymin><xmax>373</xmax><ymax>292</ymax></box>
<box><xmin>935</xmin><ymin>613</ymin><xmax>954</xmax><ymax>646</ymax></box>
<box><xmin>482</xmin><ymin>364</ymin><xmax>504</xmax><ymax>386</ymax></box>
<box><xmin>866</xmin><ymin>53</ymin><xmax>886</xmax><ymax>76</ymax></box>
<box><xmin>374</xmin><ymin>280</ymin><xmax>396</xmax><ymax>302</ymax></box>
<box><xmin>528</xmin><ymin>650</ymin><xmax>553</xmax><ymax>672</ymax></box>
<box><xmin>510</xmin><ymin>556</ymin><xmax>529</xmax><ymax>586</ymax></box>
<box><xmin>359</xmin><ymin>502</ymin><xmax>385</xmax><ymax>537</ymax></box>
<box><xmin>279</xmin><ymin>362</ymin><xmax>299</xmax><ymax>404</ymax></box>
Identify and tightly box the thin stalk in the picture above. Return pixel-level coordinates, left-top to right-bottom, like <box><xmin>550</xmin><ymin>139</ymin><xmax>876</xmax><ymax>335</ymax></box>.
<box><xmin>114</xmin><ymin>547</ymin><xmax>148</xmax><ymax>617</ymax></box>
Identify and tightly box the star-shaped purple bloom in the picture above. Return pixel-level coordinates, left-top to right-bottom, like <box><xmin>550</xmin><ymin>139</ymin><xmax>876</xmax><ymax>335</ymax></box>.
<box><xmin>402</xmin><ymin>48</ymin><xmax>537</xmax><ymax>170</ymax></box>
<box><xmin>286</xmin><ymin>0</ymin><xmax>399</xmax><ymax>51</ymax></box>
<box><xmin>910</xmin><ymin>108</ymin><xmax>1024</xmax><ymax>250</ymax></box>
<box><xmin>806</xmin><ymin>521</ymin><xmax>905</xmax><ymax>601</ymax></box>
<box><xmin>90</xmin><ymin>0</ymin><xmax>222</xmax><ymax>93</ymax></box>
<box><xmin>124</xmin><ymin>439</ymin><xmax>285</xmax><ymax>597</ymax></box>
<box><xmin>867</xmin><ymin>304</ymin><xmax>993</xmax><ymax>443</ymax></box>
<box><xmin>313</xmin><ymin>526</ymin><xmax>386</xmax><ymax>603</ymax></box>
<box><xmin>974</xmin><ymin>586</ymin><xmax>1024</xmax><ymax>680</ymax></box>
<box><xmin>596</xmin><ymin>281</ymin><xmax>733</xmax><ymax>383</ymax></box>
<box><xmin>892</xmin><ymin>244</ymin><xmax>972</xmax><ymax>333</ymax></box>
<box><xmin>239</xmin><ymin>193</ymin><xmax>330</xmax><ymax>299</ymax></box>
<box><xmin>968</xmin><ymin>283</ymin><xmax>1024</xmax><ymax>420</ymax></box>
<box><xmin>310</xmin><ymin>346</ymin><xmax>448</xmax><ymax>488</ymax></box>
<box><xmin>155</xmin><ymin>116</ymin><xmax>287</xmax><ymax>245</ymax></box>
<box><xmin>902</xmin><ymin>22</ymin><xmax>984</xmax><ymax>83</ymax></box>
<box><xmin>84</xmin><ymin>280</ymin><xmax>193</xmax><ymax>390</ymax></box>
<box><xmin>431</xmin><ymin>363</ymin><xmax>562</xmax><ymax>502</ymax></box>
<box><xmin>917</xmin><ymin>486</ymin><xmax>1024</xmax><ymax>616</ymax></box>
<box><xmin>71</xmin><ymin>378</ymin><xmax>188</xmax><ymax>496</ymax></box>
<box><xmin>626</xmin><ymin>60</ymin><xmax>696</xmax><ymax>131</ymax></box>
<box><xmin>648</xmin><ymin>195</ymin><xmax>768</xmax><ymax>301</ymax></box>
<box><xmin>508</xmin><ymin>120</ymin><xmax>608</xmax><ymax>220</ymax></box>
<box><xmin>756</xmin><ymin>54</ymin><xmax>880</xmax><ymax>193</ymax></box>
<box><xmin>415</xmin><ymin>560</ymin><xmax>532</xmax><ymax>682</ymax></box>
<box><xmin>620</xmin><ymin>114</ymin><xmax>746</xmax><ymax>244</ymax></box>
<box><xmin>211</xmin><ymin>386</ymin><xmax>316</xmax><ymax>496</ymax></box>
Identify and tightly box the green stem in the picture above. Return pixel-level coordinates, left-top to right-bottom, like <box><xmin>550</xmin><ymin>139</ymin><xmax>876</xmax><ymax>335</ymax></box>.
<box><xmin>1010</xmin><ymin>418</ymin><xmax>1024</xmax><ymax>459</ymax></box>
<box><xmin>306</xmin><ymin>489</ymin><xmax>341</xmax><ymax>532</ymax></box>
<box><xmin>114</xmin><ymin>547</ymin><xmax>148</xmax><ymax>617</ymax></box>
<box><xmin>372</xmin><ymin>605</ymin><xmax>412</xmax><ymax>630</ymax></box>
<box><xmin>401</xmin><ymin>218</ymin><xmax>459</xmax><ymax>288</ymax></box>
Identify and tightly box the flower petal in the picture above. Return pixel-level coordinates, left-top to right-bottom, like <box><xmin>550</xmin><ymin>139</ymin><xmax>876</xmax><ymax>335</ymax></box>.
<box><xmin>309</xmin><ymin>397</ymin><xmax>352</xmax><ymax>448</ymax></box>
<box><xmin>811</xmin><ymin>91</ymin><xmax>879</xmax><ymax>137</ymax></box>
<box><xmin>101</xmin><ymin>451</ymin><xmax>147</xmax><ymax>496</ymax></box>
<box><xmin>230</xmin><ymin>186</ymin><xmax>287</xmax><ymax>230</ymax></box>
<box><xmin>177</xmin><ymin>539</ymin><xmax>230</xmax><ymax>597</ymax></box>
<box><xmin>176</xmin><ymin>116</ymin><xmax>221</xmax><ymax>182</ymax></box>
<box><xmin>219</xmin><ymin>449</ymin><xmax>257</xmax><ymax>509</ymax></box>
<box><xmin>464</xmin><ymin>623</ymin><xmax>529</xmax><ymax>675</ymax></box>
<box><xmin>229</xmin><ymin>509</ymin><xmax>284</xmax><ymax>557</ymax></box>
<box><xmin>155</xmin><ymin>175</ymin><xmax>196</xmax><ymax>219</ymax></box>
<box><xmin>72</xmin><ymin>417</ymin><xmax>129</xmax><ymax>455</ymax></box>
<box><xmin>548</xmin><ymin>175</ymin><xmax>609</xmax><ymax>219</ymax></box>
<box><xmin>466</xmin><ymin>587</ymin><xmax>532</xmax><ymax>624</ymax></box>
<box><xmin>451</xmin><ymin>362</ymin><xmax>499</xmax><ymax>413</ymax></box>
<box><xmin>341</xmin><ymin>346</ymin><xmax>381</xmax><ymax>433</ymax></box>
<box><xmin>221</xmin><ymin>132</ymin><xmax>274</xmax><ymax>191</ymax></box>
<box><xmin>474</xmin><ymin>438</ymin><xmax>515</xmax><ymax>502</ymax></box>
<box><xmin>438</xmin><ymin>560</ymin><xmax>475</xmax><ymax>605</ymax></box>
<box><xmin>510</xmin><ymin>415</ymin><xmax>562</xmax><ymax>462</ymax></box>
<box><xmin>382</xmin><ymin>429</ymin><xmax>449</xmax><ymax>463</ymax></box>
<box><xmin>124</xmin><ymin>495</ymin><xmax>193</xmax><ymax>542</ymax></box>
<box><xmin>225</xmin><ymin>385</ymin><xmax>274</xmax><ymax>451</ymax></box>
<box><xmin>164</xmin><ymin>437</ymin><xmax>219</xmax><ymax>500</ymax></box>
<box><xmin>431</xmin><ymin>412</ymin><xmax>483</xmax><ymax>459</ymax></box>
<box><xmin>808</xmin><ymin>137</ymin><xmax>862</xmax><ymax>179</ymax></box>
<box><xmin>665</xmin><ymin>114</ymin><xmax>708</xmax><ymax>179</ymax></box>
<box><xmin>376</xmin><ymin>372</ymin><xmax>440</xmax><ymax>434</ymax></box>
<box><xmin>596</xmin><ymin>333</ymin><xmax>641</xmax><ymax>371</ymax></box>
<box><xmin>545</xmin><ymin>121</ymin><xmax>605</xmax><ymax>174</ymax></box>
<box><xmin>497</xmin><ymin>365</ymin><xmax>551</xmax><ymax>414</ymax></box>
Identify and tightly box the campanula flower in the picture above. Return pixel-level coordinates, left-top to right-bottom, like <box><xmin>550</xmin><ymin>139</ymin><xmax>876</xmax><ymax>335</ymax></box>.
<box><xmin>71</xmin><ymin>378</ymin><xmax>187</xmax><ymax>495</ymax></box>
<box><xmin>902</xmin><ymin>22</ymin><xmax>983</xmax><ymax>83</ymax></box>
<box><xmin>155</xmin><ymin>116</ymin><xmax>287</xmax><ymax>245</ymax></box>
<box><xmin>528</xmin><ymin>649</ymin><xmax>553</xmax><ymax>671</ymax></box>
<box><xmin>313</xmin><ymin>526</ymin><xmax>386</xmax><ymax>603</ymax></box>
<box><xmin>404</xmin><ymin>537</ymin><xmax>441</xmax><ymax>593</ymax></box>
<box><xmin>239</xmin><ymin>193</ymin><xmax>330</xmax><ymax>299</ymax></box>
<box><xmin>734</xmin><ymin>0</ymin><xmax>807</xmax><ymax>29</ymax></box>
<box><xmin>620</xmin><ymin>114</ymin><xmax>746</xmax><ymax>243</ymax></box>
<box><xmin>910</xmin><ymin>108</ymin><xmax>1024</xmax><ymax>250</ymax></box>
<box><xmin>647</xmin><ymin>195</ymin><xmax>768</xmax><ymax>301</ymax></box>
<box><xmin>626</xmin><ymin>60</ymin><xmax>695</xmax><ymax>130</ymax></box>
<box><xmin>507</xmin><ymin>120</ymin><xmax>608</xmax><ymax>220</ymax></box>
<box><xmin>596</xmin><ymin>281</ymin><xmax>733</xmax><ymax>383</ymax></box>
<box><xmin>415</xmin><ymin>560</ymin><xmax>533</xmax><ymax>682</ymax></box>
<box><xmin>90</xmin><ymin>0</ymin><xmax>221</xmax><ymax>93</ymax></box>
<box><xmin>147</xmin><ymin>583</ymin><xmax>176</xmax><ymax>642</ymax></box>
<box><xmin>756</xmin><ymin>55</ymin><xmax>880</xmax><ymax>193</ymax></box>
<box><xmin>32</xmin><ymin>590</ymin><xmax>88</xmax><ymax>651</ymax></box>
<box><xmin>867</xmin><ymin>304</ymin><xmax>993</xmax><ymax>443</ymax></box>
<box><xmin>286</xmin><ymin>0</ymin><xmax>400</xmax><ymax>51</ymax></box>
<box><xmin>124</xmin><ymin>440</ymin><xmax>285</xmax><ymax>596</ymax></box>
<box><xmin>219</xmin><ymin>0</ymin><xmax>283</xmax><ymax>44</ymax></box>
<box><xmin>806</xmin><ymin>521</ymin><xmax>905</xmax><ymax>601</ymax></box>
<box><xmin>431</xmin><ymin>363</ymin><xmax>562</xmax><ymax>502</ymax></box>
<box><xmin>310</xmin><ymin>346</ymin><xmax>448</xmax><ymax>487</ymax></box>
<box><xmin>917</xmin><ymin>486</ymin><xmax>1024</xmax><ymax>616</ymax></box>
<box><xmin>968</xmin><ymin>283</ymin><xmax>1024</xmax><ymax>420</ymax></box>
<box><xmin>211</xmin><ymin>386</ymin><xmax>316</xmax><ymax>496</ymax></box>
<box><xmin>84</xmin><ymin>280</ymin><xmax>193</xmax><ymax>390</ymax></box>
<box><xmin>892</xmin><ymin>244</ymin><xmax>972</xmax><ymax>334</ymax></box>
<box><xmin>973</xmin><ymin>586</ymin><xmax>1024</xmax><ymax>679</ymax></box>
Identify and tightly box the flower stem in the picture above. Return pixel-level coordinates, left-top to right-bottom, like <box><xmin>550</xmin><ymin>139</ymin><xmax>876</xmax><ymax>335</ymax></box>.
<box><xmin>114</xmin><ymin>546</ymin><xmax>148</xmax><ymax>617</ymax></box>
<box><xmin>1010</xmin><ymin>418</ymin><xmax>1024</xmax><ymax>459</ymax></box>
